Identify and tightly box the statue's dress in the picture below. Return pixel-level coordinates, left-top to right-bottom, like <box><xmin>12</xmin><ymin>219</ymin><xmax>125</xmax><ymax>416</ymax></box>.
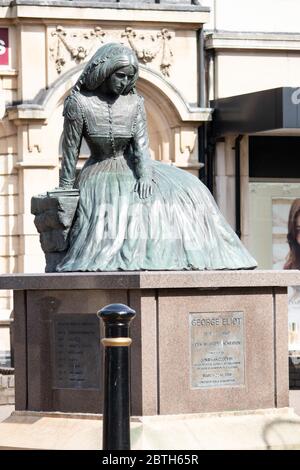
<box><xmin>56</xmin><ymin>91</ymin><xmax>257</xmax><ymax>271</ymax></box>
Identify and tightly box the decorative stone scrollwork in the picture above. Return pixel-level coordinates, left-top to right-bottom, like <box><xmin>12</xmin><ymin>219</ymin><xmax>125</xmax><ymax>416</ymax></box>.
<box><xmin>121</xmin><ymin>26</ymin><xmax>173</xmax><ymax>76</ymax></box>
<box><xmin>158</xmin><ymin>28</ymin><xmax>173</xmax><ymax>77</ymax></box>
<box><xmin>50</xmin><ymin>25</ymin><xmax>107</xmax><ymax>74</ymax></box>
<box><xmin>49</xmin><ymin>25</ymin><xmax>174</xmax><ymax>76</ymax></box>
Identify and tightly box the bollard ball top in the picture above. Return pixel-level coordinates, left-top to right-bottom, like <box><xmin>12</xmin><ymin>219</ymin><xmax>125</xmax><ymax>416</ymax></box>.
<box><xmin>97</xmin><ymin>303</ymin><xmax>136</xmax><ymax>324</ymax></box>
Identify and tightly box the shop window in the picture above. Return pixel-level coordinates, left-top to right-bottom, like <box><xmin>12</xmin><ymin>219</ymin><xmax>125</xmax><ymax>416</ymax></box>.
<box><xmin>249</xmin><ymin>136</ymin><xmax>300</xmax><ymax>179</ymax></box>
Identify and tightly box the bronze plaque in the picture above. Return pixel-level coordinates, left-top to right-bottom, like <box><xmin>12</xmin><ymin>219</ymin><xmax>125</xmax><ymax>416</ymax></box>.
<box><xmin>52</xmin><ymin>314</ymin><xmax>100</xmax><ymax>390</ymax></box>
<box><xmin>190</xmin><ymin>311</ymin><xmax>245</xmax><ymax>389</ymax></box>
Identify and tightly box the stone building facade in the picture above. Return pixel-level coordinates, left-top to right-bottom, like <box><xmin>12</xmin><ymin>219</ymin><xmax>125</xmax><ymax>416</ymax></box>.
<box><xmin>0</xmin><ymin>1</ymin><xmax>211</xmax><ymax>363</ymax></box>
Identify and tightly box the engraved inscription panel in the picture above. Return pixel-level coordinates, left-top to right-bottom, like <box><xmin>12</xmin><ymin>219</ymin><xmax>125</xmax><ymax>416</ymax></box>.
<box><xmin>52</xmin><ymin>314</ymin><xmax>100</xmax><ymax>390</ymax></box>
<box><xmin>190</xmin><ymin>311</ymin><xmax>245</xmax><ymax>389</ymax></box>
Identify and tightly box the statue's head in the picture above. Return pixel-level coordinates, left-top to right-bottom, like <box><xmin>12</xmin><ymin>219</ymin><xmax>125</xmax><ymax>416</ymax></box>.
<box><xmin>75</xmin><ymin>43</ymin><xmax>139</xmax><ymax>95</ymax></box>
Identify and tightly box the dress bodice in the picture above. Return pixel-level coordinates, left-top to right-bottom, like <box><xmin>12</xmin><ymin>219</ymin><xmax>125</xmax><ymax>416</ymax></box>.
<box><xmin>60</xmin><ymin>89</ymin><xmax>151</xmax><ymax>187</ymax></box>
<box><xmin>77</xmin><ymin>92</ymin><xmax>138</xmax><ymax>160</ymax></box>
<box><xmin>79</xmin><ymin>92</ymin><xmax>138</xmax><ymax>137</ymax></box>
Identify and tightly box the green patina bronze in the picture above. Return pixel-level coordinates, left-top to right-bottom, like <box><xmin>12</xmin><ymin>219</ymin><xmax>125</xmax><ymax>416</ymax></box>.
<box><xmin>32</xmin><ymin>43</ymin><xmax>257</xmax><ymax>272</ymax></box>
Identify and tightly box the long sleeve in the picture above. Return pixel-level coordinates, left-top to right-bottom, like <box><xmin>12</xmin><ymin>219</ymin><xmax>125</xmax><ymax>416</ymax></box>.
<box><xmin>131</xmin><ymin>95</ymin><xmax>152</xmax><ymax>179</ymax></box>
<box><xmin>59</xmin><ymin>93</ymin><xmax>84</xmax><ymax>188</ymax></box>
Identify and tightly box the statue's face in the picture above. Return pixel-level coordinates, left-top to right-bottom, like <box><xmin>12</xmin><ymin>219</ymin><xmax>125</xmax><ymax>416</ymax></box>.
<box><xmin>107</xmin><ymin>65</ymin><xmax>135</xmax><ymax>96</ymax></box>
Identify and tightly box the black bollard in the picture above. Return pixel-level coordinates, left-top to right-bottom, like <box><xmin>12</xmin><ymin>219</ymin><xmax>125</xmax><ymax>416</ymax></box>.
<box><xmin>97</xmin><ymin>303</ymin><xmax>136</xmax><ymax>450</ymax></box>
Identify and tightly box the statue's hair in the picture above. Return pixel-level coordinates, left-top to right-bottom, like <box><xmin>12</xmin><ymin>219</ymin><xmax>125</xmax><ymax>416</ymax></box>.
<box><xmin>73</xmin><ymin>43</ymin><xmax>139</xmax><ymax>94</ymax></box>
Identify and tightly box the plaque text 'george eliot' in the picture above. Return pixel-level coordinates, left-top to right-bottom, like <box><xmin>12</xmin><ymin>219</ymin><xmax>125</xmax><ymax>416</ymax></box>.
<box><xmin>52</xmin><ymin>314</ymin><xmax>100</xmax><ymax>390</ymax></box>
<box><xmin>190</xmin><ymin>311</ymin><xmax>245</xmax><ymax>389</ymax></box>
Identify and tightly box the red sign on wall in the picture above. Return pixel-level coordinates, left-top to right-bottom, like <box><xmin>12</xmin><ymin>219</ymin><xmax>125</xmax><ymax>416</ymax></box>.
<box><xmin>0</xmin><ymin>28</ymin><xmax>9</xmax><ymax>67</ymax></box>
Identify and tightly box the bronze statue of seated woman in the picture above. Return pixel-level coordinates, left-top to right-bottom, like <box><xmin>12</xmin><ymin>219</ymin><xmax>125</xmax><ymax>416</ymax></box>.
<box><xmin>32</xmin><ymin>43</ymin><xmax>257</xmax><ymax>272</ymax></box>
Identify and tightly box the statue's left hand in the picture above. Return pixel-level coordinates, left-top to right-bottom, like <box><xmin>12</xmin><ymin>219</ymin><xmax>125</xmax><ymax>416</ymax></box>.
<box><xmin>134</xmin><ymin>176</ymin><xmax>153</xmax><ymax>199</ymax></box>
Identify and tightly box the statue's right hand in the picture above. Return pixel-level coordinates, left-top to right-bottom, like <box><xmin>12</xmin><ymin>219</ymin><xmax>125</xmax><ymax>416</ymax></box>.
<box><xmin>134</xmin><ymin>176</ymin><xmax>153</xmax><ymax>199</ymax></box>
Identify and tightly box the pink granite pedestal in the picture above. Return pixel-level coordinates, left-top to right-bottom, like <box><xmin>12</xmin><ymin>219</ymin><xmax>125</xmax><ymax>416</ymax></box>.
<box><xmin>1</xmin><ymin>270</ymin><xmax>299</xmax><ymax>417</ymax></box>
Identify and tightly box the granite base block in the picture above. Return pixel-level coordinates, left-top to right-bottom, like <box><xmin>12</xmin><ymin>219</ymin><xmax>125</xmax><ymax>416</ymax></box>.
<box><xmin>0</xmin><ymin>270</ymin><xmax>298</xmax><ymax>416</ymax></box>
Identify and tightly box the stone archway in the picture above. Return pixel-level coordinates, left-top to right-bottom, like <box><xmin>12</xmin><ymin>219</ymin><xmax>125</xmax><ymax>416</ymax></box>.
<box><xmin>137</xmin><ymin>78</ymin><xmax>174</xmax><ymax>164</ymax></box>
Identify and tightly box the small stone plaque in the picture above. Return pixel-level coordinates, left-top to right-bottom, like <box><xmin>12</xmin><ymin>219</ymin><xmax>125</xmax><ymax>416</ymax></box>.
<box><xmin>52</xmin><ymin>314</ymin><xmax>100</xmax><ymax>390</ymax></box>
<box><xmin>190</xmin><ymin>311</ymin><xmax>245</xmax><ymax>389</ymax></box>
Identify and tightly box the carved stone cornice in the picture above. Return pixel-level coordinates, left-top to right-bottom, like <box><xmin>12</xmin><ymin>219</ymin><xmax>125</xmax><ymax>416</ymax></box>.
<box><xmin>7</xmin><ymin>105</ymin><xmax>46</xmax><ymax>123</ymax></box>
<box><xmin>1</xmin><ymin>2</ymin><xmax>210</xmax><ymax>24</ymax></box>
<box><xmin>205</xmin><ymin>31</ymin><xmax>300</xmax><ymax>51</ymax></box>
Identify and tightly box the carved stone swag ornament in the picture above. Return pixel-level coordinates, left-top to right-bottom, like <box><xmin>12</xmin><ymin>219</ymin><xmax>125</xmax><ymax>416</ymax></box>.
<box><xmin>50</xmin><ymin>25</ymin><xmax>174</xmax><ymax>76</ymax></box>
